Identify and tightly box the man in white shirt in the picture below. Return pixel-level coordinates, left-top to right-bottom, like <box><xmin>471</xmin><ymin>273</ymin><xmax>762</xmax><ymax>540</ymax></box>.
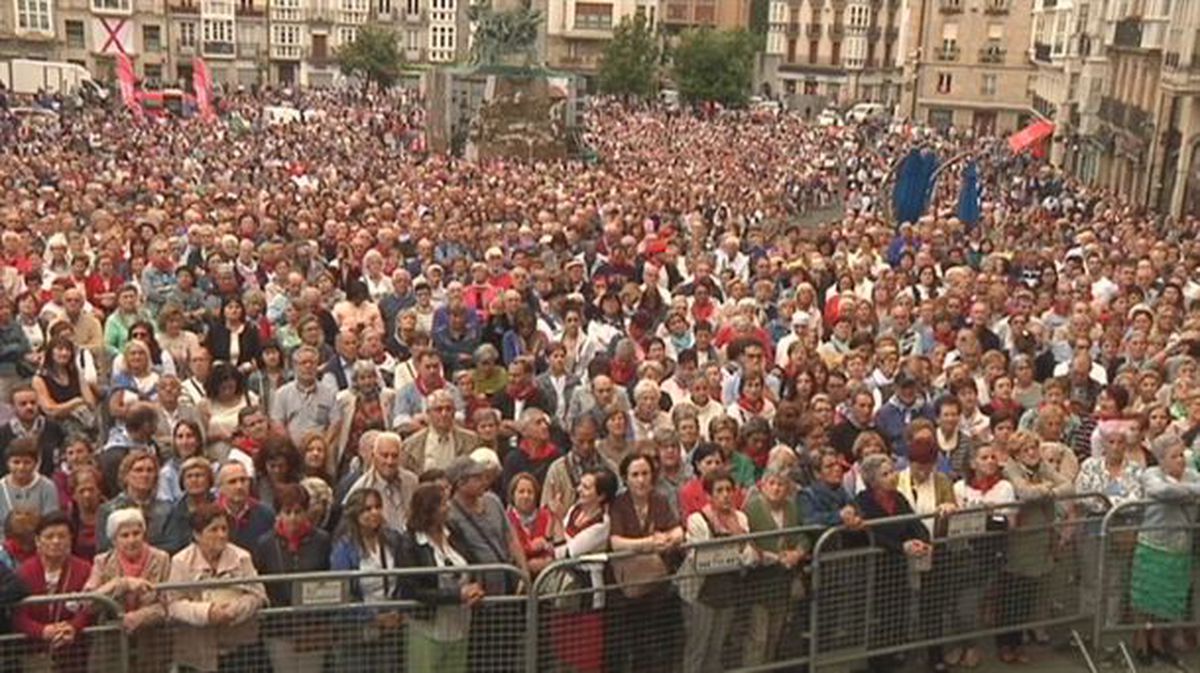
<box><xmin>344</xmin><ymin>432</ymin><xmax>418</xmax><ymax>532</ymax></box>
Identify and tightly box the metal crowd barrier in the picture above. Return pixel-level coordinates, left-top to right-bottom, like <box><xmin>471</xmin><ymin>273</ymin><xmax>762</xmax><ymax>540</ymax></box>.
<box><xmin>528</xmin><ymin>524</ymin><xmax>826</xmax><ymax>673</ymax></box>
<box><xmin>807</xmin><ymin>492</ymin><xmax>1110</xmax><ymax>671</ymax></box>
<box><xmin>0</xmin><ymin>492</ymin><xmax>1143</xmax><ymax>673</ymax></box>
<box><xmin>1092</xmin><ymin>498</ymin><xmax>1200</xmax><ymax>651</ymax></box>
<box><xmin>0</xmin><ymin>593</ymin><xmax>127</xmax><ymax>673</ymax></box>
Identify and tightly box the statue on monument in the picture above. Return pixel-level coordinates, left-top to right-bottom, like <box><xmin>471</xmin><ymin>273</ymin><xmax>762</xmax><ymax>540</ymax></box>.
<box><xmin>468</xmin><ymin>0</ymin><xmax>542</xmax><ymax>67</ymax></box>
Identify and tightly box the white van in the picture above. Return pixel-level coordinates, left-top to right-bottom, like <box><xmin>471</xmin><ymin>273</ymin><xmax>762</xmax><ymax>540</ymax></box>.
<box><xmin>847</xmin><ymin>102</ymin><xmax>889</xmax><ymax>123</ymax></box>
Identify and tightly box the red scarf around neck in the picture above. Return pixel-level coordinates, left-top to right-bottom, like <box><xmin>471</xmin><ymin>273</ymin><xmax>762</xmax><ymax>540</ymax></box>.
<box><xmin>610</xmin><ymin>359</ymin><xmax>637</xmax><ymax>386</ymax></box>
<box><xmin>738</xmin><ymin>394</ymin><xmax>765</xmax><ymax>416</ymax></box>
<box><xmin>519</xmin><ymin>438</ymin><xmax>558</xmax><ymax>463</ymax></box>
<box><xmin>970</xmin><ymin>473</ymin><xmax>1003</xmax><ymax>494</ymax></box>
<box><xmin>274</xmin><ymin>519</ymin><xmax>314</xmax><ymax>554</ymax></box>
<box><xmin>874</xmin><ymin>487</ymin><xmax>899</xmax><ymax>516</ymax></box>
<box><xmin>506</xmin><ymin>379</ymin><xmax>538</xmax><ymax>402</ymax></box>
<box><xmin>415</xmin><ymin>374</ymin><xmax>445</xmax><ymax>397</ymax></box>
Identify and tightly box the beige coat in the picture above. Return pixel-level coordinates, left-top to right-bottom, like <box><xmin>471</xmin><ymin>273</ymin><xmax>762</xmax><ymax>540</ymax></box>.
<box><xmin>166</xmin><ymin>543</ymin><xmax>268</xmax><ymax>673</ymax></box>
<box><xmin>401</xmin><ymin>425</ymin><xmax>479</xmax><ymax>473</ymax></box>
<box><xmin>333</xmin><ymin>388</ymin><xmax>397</xmax><ymax>474</ymax></box>
<box><xmin>84</xmin><ymin>546</ymin><xmax>172</xmax><ymax>629</ymax></box>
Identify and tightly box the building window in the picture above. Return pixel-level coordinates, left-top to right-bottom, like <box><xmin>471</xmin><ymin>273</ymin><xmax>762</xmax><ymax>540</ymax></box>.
<box><xmin>202</xmin><ymin>17</ymin><xmax>235</xmax><ymax>53</ymax></box>
<box><xmin>937</xmin><ymin>72</ymin><xmax>952</xmax><ymax>93</ymax></box>
<box><xmin>378</xmin><ymin>0</ymin><xmax>391</xmax><ymax>13</ymax></box>
<box><xmin>929</xmin><ymin>108</ymin><xmax>954</xmax><ymax>128</ymax></box>
<box><xmin>338</xmin><ymin>26</ymin><xmax>358</xmax><ymax>45</ymax></box>
<box><xmin>143</xmin><ymin>25</ymin><xmax>162</xmax><ymax>51</ymax></box>
<box><xmin>272</xmin><ymin>23</ymin><xmax>300</xmax><ymax>45</ymax></box>
<box><xmin>16</xmin><ymin>0</ymin><xmax>52</xmax><ymax>31</ymax></box>
<box><xmin>143</xmin><ymin>63</ymin><xmax>162</xmax><ymax>82</ymax></box>
<box><xmin>405</xmin><ymin>28</ymin><xmax>418</xmax><ymax>50</ymax></box>
<box><xmin>91</xmin><ymin>0</ymin><xmax>130</xmax><ymax>12</ymax></box>
<box><xmin>981</xmin><ymin>73</ymin><xmax>997</xmax><ymax>95</ymax></box>
<box><xmin>65</xmin><ymin>19</ymin><xmax>85</xmax><ymax>48</ymax></box>
<box><xmin>179</xmin><ymin>21</ymin><xmax>196</xmax><ymax>47</ymax></box>
<box><xmin>808</xmin><ymin>39</ymin><xmax>818</xmax><ymax>63</ymax></box>
<box><xmin>272</xmin><ymin>0</ymin><xmax>300</xmax><ymax>21</ymax></box>
<box><xmin>406</xmin><ymin>0</ymin><xmax>418</xmax><ymax>13</ymax></box>
<box><xmin>428</xmin><ymin>24</ymin><xmax>454</xmax><ymax>61</ymax></box>
<box><xmin>575</xmin><ymin>3</ymin><xmax>613</xmax><ymax>30</ymax></box>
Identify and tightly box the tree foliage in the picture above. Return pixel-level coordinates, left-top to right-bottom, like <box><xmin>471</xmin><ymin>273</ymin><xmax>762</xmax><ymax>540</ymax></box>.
<box><xmin>671</xmin><ymin>29</ymin><xmax>758</xmax><ymax>107</ymax></box>
<box><xmin>338</xmin><ymin>26</ymin><xmax>405</xmax><ymax>88</ymax></box>
<box><xmin>598</xmin><ymin>14</ymin><xmax>661</xmax><ymax>100</ymax></box>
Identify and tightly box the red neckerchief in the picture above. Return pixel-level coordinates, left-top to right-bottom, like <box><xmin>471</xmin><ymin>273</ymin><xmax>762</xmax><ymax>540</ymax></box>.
<box><xmin>219</xmin><ymin>494</ymin><xmax>259</xmax><ymax>528</ymax></box>
<box><xmin>874</xmin><ymin>487</ymin><xmax>899</xmax><ymax>516</ymax></box>
<box><xmin>748</xmin><ymin>444</ymin><xmax>771</xmax><ymax>469</ymax></box>
<box><xmin>232</xmin><ymin>436</ymin><xmax>261</xmax><ymax>459</ymax></box>
<box><xmin>519</xmin><ymin>438</ymin><xmax>558</xmax><ymax>463</ymax></box>
<box><xmin>274</xmin><ymin>519</ymin><xmax>313</xmax><ymax>554</ymax></box>
<box><xmin>971</xmin><ymin>473</ymin><xmax>1003</xmax><ymax>494</ymax></box>
<box><xmin>610</xmin><ymin>359</ymin><xmax>637</xmax><ymax>386</ymax></box>
<box><xmin>506</xmin><ymin>379</ymin><xmax>539</xmax><ymax>402</ymax></box>
<box><xmin>3</xmin><ymin>538</ymin><xmax>33</xmax><ymax>564</ymax></box>
<box><xmin>738</xmin><ymin>393</ymin><xmax>765</xmax><ymax>415</ymax></box>
<box><xmin>415</xmin><ymin>374</ymin><xmax>445</xmax><ymax>397</ymax></box>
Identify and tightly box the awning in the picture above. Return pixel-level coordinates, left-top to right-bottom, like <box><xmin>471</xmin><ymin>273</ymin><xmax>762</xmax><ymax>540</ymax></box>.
<box><xmin>1008</xmin><ymin>120</ymin><xmax>1055</xmax><ymax>154</ymax></box>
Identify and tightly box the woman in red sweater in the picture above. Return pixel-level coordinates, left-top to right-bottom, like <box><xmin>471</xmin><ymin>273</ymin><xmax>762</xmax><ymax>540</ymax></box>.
<box><xmin>13</xmin><ymin>511</ymin><xmax>93</xmax><ymax>672</ymax></box>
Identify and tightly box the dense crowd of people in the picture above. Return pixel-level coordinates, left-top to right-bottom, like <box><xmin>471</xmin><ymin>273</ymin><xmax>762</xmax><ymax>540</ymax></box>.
<box><xmin>0</xmin><ymin>85</ymin><xmax>1199</xmax><ymax>673</ymax></box>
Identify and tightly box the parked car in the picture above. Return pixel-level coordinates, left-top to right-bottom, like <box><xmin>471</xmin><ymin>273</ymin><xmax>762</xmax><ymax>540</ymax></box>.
<box><xmin>847</xmin><ymin>102</ymin><xmax>890</xmax><ymax>123</ymax></box>
<box><xmin>816</xmin><ymin>108</ymin><xmax>844</xmax><ymax>126</ymax></box>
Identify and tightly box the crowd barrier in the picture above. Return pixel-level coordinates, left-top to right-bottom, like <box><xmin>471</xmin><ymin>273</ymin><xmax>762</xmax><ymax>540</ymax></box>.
<box><xmin>12</xmin><ymin>490</ymin><xmax>1196</xmax><ymax>673</ymax></box>
<box><xmin>1093</xmin><ymin>498</ymin><xmax>1200</xmax><ymax>651</ymax></box>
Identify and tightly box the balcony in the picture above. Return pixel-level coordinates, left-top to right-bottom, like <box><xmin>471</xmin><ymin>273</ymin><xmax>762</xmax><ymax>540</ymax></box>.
<box><xmin>830</xmin><ymin>23</ymin><xmax>844</xmax><ymax>37</ymax></box>
<box><xmin>983</xmin><ymin>0</ymin><xmax>1008</xmax><ymax>13</ymax></box>
<box><xmin>202</xmin><ymin>40</ymin><xmax>235</xmax><ymax>57</ymax></box>
<box><xmin>235</xmin><ymin>4</ymin><xmax>264</xmax><ymax>16</ymax></box>
<box><xmin>308</xmin><ymin>7</ymin><xmax>335</xmax><ymax>22</ymax></box>
<box><xmin>886</xmin><ymin>26</ymin><xmax>898</xmax><ymax>40</ymax></box>
<box><xmin>939</xmin><ymin>0</ymin><xmax>962</xmax><ymax>13</ymax></box>
<box><xmin>403</xmin><ymin>8</ymin><xmax>425</xmax><ymax>22</ymax></box>
<box><xmin>867</xmin><ymin>27</ymin><xmax>881</xmax><ymax>41</ymax></box>
<box><xmin>979</xmin><ymin>47</ymin><xmax>1005</xmax><ymax>63</ymax></box>
<box><xmin>786</xmin><ymin>21</ymin><xmax>801</xmax><ymax>35</ymax></box>
<box><xmin>271</xmin><ymin>43</ymin><xmax>302</xmax><ymax>60</ymax></box>
<box><xmin>936</xmin><ymin>45</ymin><xmax>960</xmax><ymax>61</ymax></box>
<box><xmin>237</xmin><ymin>41</ymin><xmax>262</xmax><ymax>57</ymax></box>
<box><xmin>169</xmin><ymin>2</ymin><xmax>199</xmax><ymax>11</ymax></box>
<box><xmin>1034</xmin><ymin>41</ymin><xmax>1052</xmax><ymax>62</ymax></box>
<box><xmin>1112</xmin><ymin>17</ymin><xmax>1145</xmax><ymax>49</ymax></box>
<box><xmin>807</xmin><ymin>22</ymin><xmax>821</xmax><ymax>37</ymax></box>
<box><xmin>1042</xmin><ymin>0</ymin><xmax>1056</xmax><ymax>6</ymax></box>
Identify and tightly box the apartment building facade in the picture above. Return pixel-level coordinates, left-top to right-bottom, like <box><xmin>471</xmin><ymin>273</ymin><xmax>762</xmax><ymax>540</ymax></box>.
<box><xmin>762</xmin><ymin>0</ymin><xmax>904</xmax><ymax>106</ymax></box>
<box><xmin>1028</xmin><ymin>0</ymin><xmax>1108</xmax><ymax>179</ymax></box>
<box><xmin>899</xmin><ymin>0</ymin><xmax>1035</xmax><ymax>134</ymax></box>
<box><xmin>1</xmin><ymin>0</ymin><xmax>469</xmax><ymax>87</ymax></box>
<box><xmin>1088</xmin><ymin>0</ymin><xmax>1200</xmax><ymax>217</ymax></box>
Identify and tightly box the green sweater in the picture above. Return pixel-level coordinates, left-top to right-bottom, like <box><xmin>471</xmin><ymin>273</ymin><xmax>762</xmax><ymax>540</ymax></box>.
<box><xmin>744</xmin><ymin>492</ymin><xmax>809</xmax><ymax>554</ymax></box>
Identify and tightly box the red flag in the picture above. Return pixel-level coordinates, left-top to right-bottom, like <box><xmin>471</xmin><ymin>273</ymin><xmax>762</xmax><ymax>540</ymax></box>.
<box><xmin>115</xmin><ymin>52</ymin><xmax>143</xmax><ymax>120</ymax></box>
<box><xmin>192</xmin><ymin>57</ymin><xmax>216</xmax><ymax>123</ymax></box>
<box><xmin>1008</xmin><ymin>120</ymin><xmax>1055</xmax><ymax>154</ymax></box>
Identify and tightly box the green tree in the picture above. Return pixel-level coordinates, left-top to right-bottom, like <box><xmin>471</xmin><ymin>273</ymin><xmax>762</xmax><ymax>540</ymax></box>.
<box><xmin>598</xmin><ymin>14</ymin><xmax>661</xmax><ymax>100</ymax></box>
<box><xmin>671</xmin><ymin>28</ymin><xmax>758</xmax><ymax>107</ymax></box>
<box><xmin>337</xmin><ymin>26</ymin><xmax>405</xmax><ymax>88</ymax></box>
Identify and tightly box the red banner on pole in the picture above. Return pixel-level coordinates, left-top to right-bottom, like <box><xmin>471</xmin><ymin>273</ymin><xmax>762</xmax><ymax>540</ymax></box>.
<box><xmin>192</xmin><ymin>57</ymin><xmax>216</xmax><ymax>123</ymax></box>
<box><xmin>115</xmin><ymin>52</ymin><xmax>143</xmax><ymax>121</ymax></box>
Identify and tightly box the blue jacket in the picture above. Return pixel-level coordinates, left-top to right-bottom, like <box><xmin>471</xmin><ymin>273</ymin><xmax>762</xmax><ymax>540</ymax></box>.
<box><xmin>874</xmin><ymin>394</ymin><xmax>932</xmax><ymax>459</ymax></box>
<box><xmin>330</xmin><ymin>530</ymin><xmax>404</xmax><ymax>604</ymax></box>
<box><xmin>800</xmin><ymin>481</ymin><xmax>857</xmax><ymax>528</ymax></box>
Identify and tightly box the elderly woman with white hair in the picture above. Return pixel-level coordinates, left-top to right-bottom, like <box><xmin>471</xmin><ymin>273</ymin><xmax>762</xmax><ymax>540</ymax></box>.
<box><xmin>630</xmin><ymin>379</ymin><xmax>673</xmax><ymax>443</ymax></box>
<box><xmin>1129</xmin><ymin>432</ymin><xmax>1200</xmax><ymax>665</ymax></box>
<box><xmin>334</xmin><ymin>360</ymin><xmax>396</xmax><ymax>477</ymax></box>
<box><xmin>83</xmin><ymin>507</ymin><xmax>172</xmax><ymax>673</ymax></box>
